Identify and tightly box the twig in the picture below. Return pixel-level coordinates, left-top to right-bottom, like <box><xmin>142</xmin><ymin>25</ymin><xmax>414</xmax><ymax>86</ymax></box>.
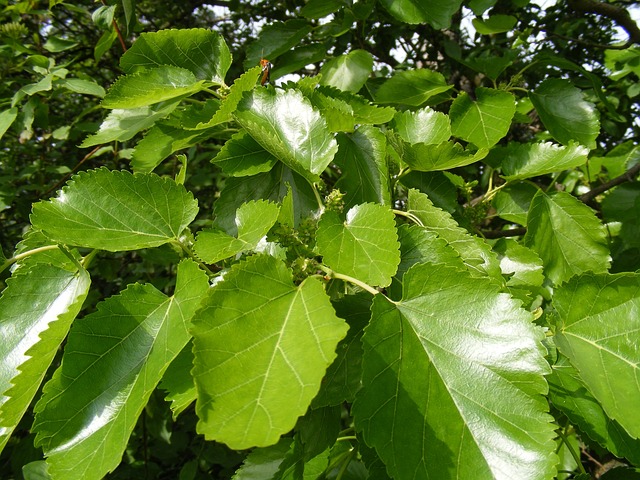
<box><xmin>579</xmin><ymin>162</ymin><xmax>640</xmax><ymax>204</ymax></box>
<box><xmin>567</xmin><ymin>0</ymin><xmax>640</xmax><ymax>47</ymax></box>
<box><xmin>43</xmin><ymin>145</ymin><xmax>102</xmax><ymax>196</ymax></box>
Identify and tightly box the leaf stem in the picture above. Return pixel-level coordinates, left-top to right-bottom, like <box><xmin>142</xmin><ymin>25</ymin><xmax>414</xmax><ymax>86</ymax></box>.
<box><xmin>393</xmin><ymin>208</ymin><xmax>424</xmax><ymax>227</ymax></box>
<box><xmin>555</xmin><ymin>428</ymin><xmax>586</xmax><ymax>474</ymax></box>
<box><xmin>311</xmin><ymin>182</ymin><xmax>325</xmax><ymax>211</ymax></box>
<box><xmin>0</xmin><ymin>244</ymin><xmax>61</xmax><ymax>274</ymax></box>
<box><xmin>318</xmin><ymin>264</ymin><xmax>380</xmax><ymax>296</ymax></box>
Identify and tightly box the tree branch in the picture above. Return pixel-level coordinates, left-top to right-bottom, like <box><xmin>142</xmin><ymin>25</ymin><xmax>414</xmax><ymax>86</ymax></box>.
<box><xmin>579</xmin><ymin>162</ymin><xmax>640</xmax><ymax>204</ymax></box>
<box><xmin>567</xmin><ymin>0</ymin><xmax>640</xmax><ymax>47</ymax></box>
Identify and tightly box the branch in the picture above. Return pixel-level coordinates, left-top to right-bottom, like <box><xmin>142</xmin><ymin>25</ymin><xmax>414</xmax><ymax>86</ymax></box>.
<box><xmin>579</xmin><ymin>162</ymin><xmax>640</xmax><ymax>204</ymax></box>
<box><xmin>566</xmin><ymin>0</ymin><xmax>640</xmax><ymax>47</ymax></box>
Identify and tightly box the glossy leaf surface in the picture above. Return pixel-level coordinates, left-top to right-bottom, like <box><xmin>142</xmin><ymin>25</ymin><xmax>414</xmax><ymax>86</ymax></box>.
<box><xmin>234</xmin><ymin>88</ymin><xmax>338</xmax><ymax>182</ymax></box>
<box><xmin>500</xmin><ymin>142</ymin><xmax>589</xmax><ymax>181</ymax></box>
<box><xmin>31</xmin><ymin>168</ymin><xmax>198</xmax><ymax>251</ymax></box>
<box><xmin>319</xmin><ymin>50</ymin><xmax>373</xmax><ymax>93</ymax></box>
<box><xmin>392</xmin><ymin>106</ymin><xmax>451</xmax><ymax>145</ymax></box>
<box><xmin>353</xmin><ymin>262</ymin><xmax>557</xmax><ymax>480</ymax></box>
<box><xmin>0</xmin><ymin>263</ymin><xmax>90</xmax><ymax>453</ymax></box>
<box><xmin>32</xmin><ymin>260</ymin><xmax>208</xmax><ymax>479</ymax></box>
<box><xmin>376</xmin><ymin>69</ymin><xmax>452</xmax><ymax>106</ymax></box>
<box><xmin>191</xmin><ymin>255</ymin><xmax>348</xmax><ymax>449</ymax></box>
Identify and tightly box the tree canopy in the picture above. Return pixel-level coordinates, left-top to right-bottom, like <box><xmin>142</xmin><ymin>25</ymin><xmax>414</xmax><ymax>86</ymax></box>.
<box><xmin>1</xmin><ymin>1</ymin><xmax>640</xmax><ymax>479</ymax></box>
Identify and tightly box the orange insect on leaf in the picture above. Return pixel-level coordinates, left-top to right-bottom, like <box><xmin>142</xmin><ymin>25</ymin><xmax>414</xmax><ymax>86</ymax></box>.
<box><xmin>260</xmin><ymin>58</ymin><xmax>272</xmax><ymax>86</ymax></box>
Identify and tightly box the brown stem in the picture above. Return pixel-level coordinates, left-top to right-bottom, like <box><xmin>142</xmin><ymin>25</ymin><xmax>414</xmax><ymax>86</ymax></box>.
<box><xmin>579</xmin><ymin>162</ymin><xmax>640</xmax><ymax>204</ymax></box>
<box><xmin>566</xmin><ymin>0</ymin><xmax>640</xmax><ymax>47</ymax></box>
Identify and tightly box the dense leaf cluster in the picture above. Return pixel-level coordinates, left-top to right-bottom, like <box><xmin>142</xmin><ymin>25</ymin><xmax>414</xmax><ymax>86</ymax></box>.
<box><xmin>1</xmin><ymin>1</ymin><xmax>640</xmax><ymax>479</ymax></box>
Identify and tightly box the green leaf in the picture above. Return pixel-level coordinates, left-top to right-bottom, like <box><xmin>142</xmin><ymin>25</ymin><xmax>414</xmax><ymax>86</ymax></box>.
<box><xmin>57</xmin><ymin>78</ymin><xmax>106</xmax><ymax>97</ymax></box>
<box><xmin>0</xmin><ymin>107</ymin><xmax>18</xmax><ymax>140</ymax></box>
<box><xmin>529</xmin><ymin>78</ymin><xmax>600</xmax><ymax>149</ymax></box>
<box><xmin>450</xmin><ymin>87</ymin><xmax>516</xmax><ymax>148</ymax></box>
<box><xmin>548</xmin><ymin>355</ymin><xmax>640</xmax><ymax>465</ymax></box>
<box><xmin>334</xmin><ymin>125</ymin><xmax>390</xmax><ymax>208</ymax></box>
<box><xmin>194</xmin><ymin>200</ymin><xmax>280</xmax><ymax>263</ymax></box>
<box><xmin>312</xmin><ymin>293</ymin><xmax>372</xmax><ymax>408</ymax></box>
<box><xmin>213</xmin><ymin>164</ymin><xmax>317</xmax><ymax>236</ymax></box>
<box><xmin>232</xmin><ymin>438</ymin><xmax>292</xmax><ymax>480</ymax></box>
<box><xmin>102</xmin><ymin>66</ymin><xmax>204</xmax><ymax>109</ymax></box>
<box><xmin>378</xmin><ymin>0</ymin><xmax>463</xmax><ymax>28</ymax></box>
<box><xmin>492</xmin><ymin>182</ymin><xmax>539</xmax><ymax>226</ymax></box>
<box><xmin>244</xmin><ymin>19</ymin><xmax>312</xmax><ymax>69</ymax></box>
<box><xmin>131</xmin><ymin>123</ymin><xmax>216</xmax><ymax>173</ymax></box>
<box><xmin>191</xmin><ymin>255</ymin><xmax>348</xmax><ymax>449</ymax></box>
<box><xmin>212</xmin><ymin>130</ymin><xmax>278</xmax><ymax>177</ymax></box>
<box><xmin>602</xmin><ymin>182</ymin><xmax>640</xmax><ymax>249</ymax></box>
<box><xmin>500</xmin><ymin>142</ymin><xmax>589</xmax><ymax>181</ymax></box>
<box><xmin>400</xmin><ymin>171</ymin><xmax>458</xmax><ymax>213</ymax></box>
<box><xmin>234</xmin><ymin>87</ymin><xmax>338</xmax><ymax>182</ymax></box>
<box><xmin>472</xmin><ymin>14</ymin><xmax>517</xmax><ymax>34</ymax></box>
<box><xmin>391</xmin><ymin>106</ymin><xmax>451</xmax><ymax>145</ymax></box>
<box><xmin>524</xmin><ymin>190</ymin><xmax>610</xmax><ymax>285</ymax></box>
<box><xmin>353</xmin><ymin>262</ymin><xmax>557</xmax><ymax>479</ymax></box>
<box><xmin>375</xmin><ymin>69</ymin><xmax>452</xmax><ymax>106</ymax></box>
<box><xmin>182</xmin><ymin>66</ymin><xmax>261</xmax><ymax>129</ymax></box>
<box><xmin>493</xmin><ymin>238</ymin><xmax>544</xmax><ymax>304</ymax></box>
<box><xmin>316</xmin><ymin>203</ymin><xmax>400</xmax><ymax>287</ymax></box>
<box><xmin>0</xmin><ymin>263</ymin><xmax>90</xmax><ymax>454</ymax></box>
<box><xmin>402</xmin><ymin>140</ymin><xmax>488</xmax><ymax>171</ymax></box>
<box><xmin>31</xmin><ymin>168</ymin><xmax>198</xmax><ymax>251</ymax></box>
<box><xmin>159</xmin><ymin>344</ymin><xmax>196</xmax><ymax>420</ymax></box>
<box><xmin>80</xmin><ymin>99</ymin><xmax>180</xmax><ymax>147</ymax></box>
<box><xmin>32</xmin><ymin>260</ymin><xmax>208</xmax><ymax>479</ymax></box>
<box><xmin>406</xmin><ymin>189</ymin><xmax>503</xmax><ymax>282</ymax></box>
<box><xmin>120</xmin><ymin>28</ymin><xmax>231</xmax><ymax>84</ymax></box>
<box><xmin>300</xmin><ymin>0</ymin><xmax>343</xmax><ymax>19</ymax></box>
<box><xmin>319</xmin><ymin>50</ymin><xmax>373</xmax><ymax>93</ymax></box>
<box><xmin>269</xmin><ymin>44</ymin><xmax>327</xmax><ymax>82</ymax></box>
<box><xmin>554</xmin><ymin>273</ymin><xmax>640</xmax><ymax>440</ymax></box>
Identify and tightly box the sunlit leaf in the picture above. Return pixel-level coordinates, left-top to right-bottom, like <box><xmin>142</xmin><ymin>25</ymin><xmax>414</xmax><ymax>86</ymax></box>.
<box><xmin>378</xmin><ymin>0</ymin><xmax>463</xmax><ymax>28</ymax></box>
<box><xmin>376</xmin><ymin>69</ymin><xmax>452</xmax><ymax>106</ymax></box>
<box><xmin>500</xmin><ymin>142</ymin><xmax>589</xmax><ymax>181</ymax></box>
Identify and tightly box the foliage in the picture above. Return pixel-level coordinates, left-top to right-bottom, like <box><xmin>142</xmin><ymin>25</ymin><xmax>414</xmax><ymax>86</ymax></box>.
<box><xmin>1</xmin><ymin>0</ymin><xmax>640</xmax><ymax>479</ymax></box>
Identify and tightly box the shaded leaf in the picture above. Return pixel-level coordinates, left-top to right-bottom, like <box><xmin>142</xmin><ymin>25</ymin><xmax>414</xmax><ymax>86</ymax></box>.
<box><xmin>57</xmin><ymin>79</ymin><xmax>105</xmax><ymax>97</ymax></box>
<box><xmin>472</xmin><ymin>14</ymin><xmax>517</xmax><ymax>34</ymax></box>
<box><xmin>402</xmin><ymin>140</ymin><xmax>488</xmax><ymax>171</ymax></box>
<box><xmin>334</xmin><ymin>125</ymin><xmax>390</xmax><ymax>208</ymax></box>
<box><xmin>316</xmin><ymin>203</ymin><xmax>400</xmax><ymax>287</ymax></box>
<box><xmin>0</xmin><ymin>263</ymin><xmax>90</xmax><ymax>453</ymax></box>
<box><xmin>232</xmin><ymin>438</ymin><xmax>292</xmax><ymax>480</ymax></box>
<box><xmin>244</xmin><ymin>19</ymin><xmax>312</xmax><ymax>69</ymax></box>
<box><xmin>120</xmin><ymin>28</ymin><xmax>231</xmax><ymax>84</ymax></box>
<box><xmin>234</xmin><ymin>88</ymin><xmax>338</xmax><ymax>182</ymax></box>
<box><xmin>32</xmin><ymin>260</ymin><xmax>208</xmax><ymax>480</ymax></box>
<box><xmin>0</xmin><ymin>107</ymin><xmax>18</xmax><ymax>140</ymax></box>
<box><xmin>159</xmin><ymin>344</ymin><xmax>196</xmax><ymax>420</ymax></box>
<box><xmin>191</xmin><ymin>255</ymin><xmax>348</xmax><ymax>449</ymax></box>
<box><xmin>524</xmin><ymin>190</ymin><xmax>610</xmax><ymax>285</ymax></box>
<box><xmin>554</xmin><ymin>273</ymin><xmax>640</xmax><ymax>440</ymax></box>
<box><xmin>353</xmin><ymin>262</ymin><xmax>557</xmax><ymax>480</ymax></box>
<box><xmin>450</xmin><ymin>87</ymin><xmax>516</xmax><ymax>149</ymax></box>
<box><xmin>31</xmin><ymin>168</ymin><xmax>198</xmax><ymax>251</ymax></box>
<box><xmin>492</xmin><ymin>182</ymin><xmax>539</xmax><ymax>226</ymax></box>
<box><xmin>548</xmin><ymin>355</ymin><xmax>640</xmax><ymax>465</ymax></box>
<box><xmin>529</xmin><ymin>78</ymin><xmax>599</xmax><ymax>149</ymax></box>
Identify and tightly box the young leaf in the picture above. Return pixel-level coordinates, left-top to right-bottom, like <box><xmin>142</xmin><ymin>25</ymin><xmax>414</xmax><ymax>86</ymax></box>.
<box><xmin>529</xmin><ymin>78</ymin><xmax>600</xmax><ymax>149</ymax></box>
<box><xmin>449</xmin><ymin>87</ymin><xmax>516</xmax><ymax>149</ymax></box>
<box><xmin>212</xmin><ymin>130</ymin><xmax>278</xmax><ymax>177</ymax></box>
<box><xmin>554</xmin><ymin>273</ymin><xmax>640</xmax><ymax>440</ymax></box>
<box><xmin>353</xmin><ymin>263</ymin><xmax>557</xmax><ymax>480</ymax></box>
<box><xmin>194</xmin><ymin>200</ymin><xmax>280</xmax><ymax>263</ymax></box>
<box><xmin>32</xmin><ymin>260</ymin><xmax>208</xmax><ymax>480</ymax></box>
<box><xmin>391</xmin><ymin>106</ymin><xmax>451</xmax><ymax>145</ymax></box>
<box><xmin>334</xmin><ymin>125</ymin><xmax>391</xmax><ymax>208</ymax></box>
<box><xmin>499</xmin><ymin>142</ymin><xmax>589</xmax><ymax>181</ymax></box>
<box><xmin>191</xmin><ymin>255</ymin><xmax>348</xmax><ymax>449</ymax></box>
<box><xmin>319</xmin><ymin>50</ymin><xmax>373</xmax><ymax>93</ymax></box>
<box><xmin>378</xmin><ymin>0</ymin><xmax>463</xmax><ymax>28</ymax></box>
<box><xmin>316</xmin><ymin>203</ymin><xmax>400</xmax><ymax>287</ymax></box>
<box><xmin>524</xmin><ymin>190</ymin><xmax>610</xmax><ymax>285</ymax></box>
<box><xmin>234</xmin><ymin>87</ymin><xmax>338</xmax><ymax>182</ymax></box>
<box><xmin>375</xmin><ymin>69</ymin><xmax>452</xmax><ymax>106</ymax></box>
<box><xmin>120</xmin><ymin>28</ymin><xmax>232</xmax><ymax>84</ymax></box>
<box><xmin>0</xmin><ymin>263</ymin><xmax>90</xmax><ymax>454</ymax></box>
<box><xmin>406</xmin><ymin>189</ymin><xmax>503</xmax><ymax>283</ymax></box>
<box><xmin>548</xmin><ymin>355</ymin><xmax>640</xmax><ymax>465</ymax></box>
<box><xmin>31</xmin><ymin>168</ymin><xmax>198</xmax><ymax>251</ymax></box>
<box><xmin>101</xmin><ymin>66</ymin><xmax>204</xmax><ymax>109</ymax></box>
